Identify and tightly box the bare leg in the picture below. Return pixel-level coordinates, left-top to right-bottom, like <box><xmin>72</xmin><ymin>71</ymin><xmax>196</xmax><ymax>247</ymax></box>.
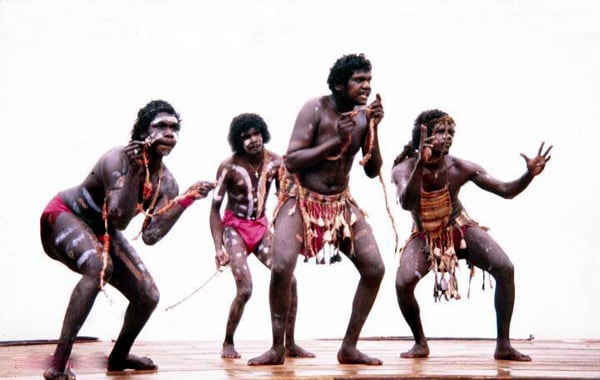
<box><xmin>222</xmin><ymin>228</ymin><xmax>252</xmax><ymax>359</ymax></box>
<box><xmin>395</xmin><ymin>237</ymin><xmax>430</xmax><ymax>359</ymax></box>
<box><xmin>463</xmin><ymin>227</ymin><xmax>531</xmax><ymax>361</ymax></box>
<box><xmin>284</xmin><ymin>278</ymin><xmax>315</xmax><ymax>358</ymax></box>
<box><xmin>41</xmin><ymin>213</ymin><xmax>109</xmax><ymax>379</ymax></box>
<box><xmin>248</xmin><ymin>199</ymin><xmax>301</xmax><ymax>366</ymax></box>
<box><xmin>255</xmin><ymin>233</ymin><xmax>315</xmax><ymax>359</ymax></box>
<box><xmin>337</xmin><ymin>214</ymin><xmax>385</xmax><ymax>365</ymax></box>
<box><xmin>106</xmin><ymin>233</ymin><xmax>160</xmax><ymax>372</ymax></box>
<box><xmin>45</xmin><ymin>260</ymin><xmax>107</xmax><ymax>379</ymax></box>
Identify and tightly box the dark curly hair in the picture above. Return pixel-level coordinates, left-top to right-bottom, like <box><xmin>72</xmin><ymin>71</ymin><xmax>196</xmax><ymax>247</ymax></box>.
<box><xmin>131</xmin><ymin>100</ymin><xmax>181</xmax><ymax>141</ymax></box>
<box><xmin>227</xmin><ymin>113</ymin><xmax>271</xmax><ymax>154</ymax></box>
<box><xmin>392</xmin><ymin>109</ymin><xmax>450</xmax><ymax>167</ymax></box>
<box><xmin>327</xmin><ymin>53</ymin><xmax>372</xmax><ymax>93</ymax></box>
<box><xmin>411</xmin><ymin>109</ymin><xmax>449</xmax><ymax>150</ymax></box>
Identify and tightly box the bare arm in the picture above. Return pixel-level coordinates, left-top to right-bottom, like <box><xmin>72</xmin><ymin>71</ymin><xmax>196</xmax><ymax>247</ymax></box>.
<box><xmin>392</xmin><ymin>124</ymin><xmax>433</xmax><ymax>210</ymax></box>
<box><xmin>142</xmin><ymin>174</ymin><xmax>215</xmax><ymax>245</ymax></box>
<box><xmin>284</xmin><ymin>98</ymin><xmax>346</xmax><ymax>173</ymax></box>
<box><xmin>209</xmin><ymin>162</ymin><xmax>229</xmax><ymax>268</ymax></box>
<box><xmin>392</xmin><ymin>157</ymin><xmax>423</xmax><ymax>211</ymax></box>
<box><xmin>468</xmin><ymin>142</ymin><xmax>552</xmax><ymax>199</ymax></box>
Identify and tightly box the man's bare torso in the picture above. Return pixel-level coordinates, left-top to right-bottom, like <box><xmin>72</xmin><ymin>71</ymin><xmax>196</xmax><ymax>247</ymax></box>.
<box><xmin>217</xmin><ymin>150</ymin><xmax>281</xmax><ymax>220</ymax></box>
<box><xmin>292</xmin><ymin>96</ymin><xmax>369</xmax><ymax>195</ymax></box>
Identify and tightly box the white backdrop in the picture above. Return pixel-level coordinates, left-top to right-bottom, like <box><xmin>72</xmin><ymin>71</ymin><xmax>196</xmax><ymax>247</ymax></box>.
<box><xmin>1</xmin><ymin>0</ymin><xmax>599</xmax><ymax>346</ymax></box>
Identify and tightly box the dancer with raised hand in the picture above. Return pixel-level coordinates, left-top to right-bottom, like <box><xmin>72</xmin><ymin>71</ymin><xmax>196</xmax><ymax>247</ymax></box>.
<box><xmin>391</xmin><ymin>109</ymin><xmax>551</xmax><ymax>361</ymax></box>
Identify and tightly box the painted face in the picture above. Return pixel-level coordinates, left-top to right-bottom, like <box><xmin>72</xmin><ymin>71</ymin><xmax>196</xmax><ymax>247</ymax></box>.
<box><xmin>430</xmin><ymin>120</ymin><xmax>455</xmax><ymax>155</ymax></box>
<box><xmin>241</xmin><ymin>127</ymin><xmax>264</xmax><ymax>155</ymax></box>
<box><xmin>146</xmin><ymin>112</ymin><xmax>180</xmax><ymax>156</ymax></box>
<box><xmin>345</xmin><ymin>70</ymin><xmax>372</xmax><ymax>105</ymax></box>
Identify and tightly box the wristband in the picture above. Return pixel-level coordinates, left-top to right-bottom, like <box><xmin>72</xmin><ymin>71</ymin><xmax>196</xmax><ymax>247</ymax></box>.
<box><xmin>177</xmin><ymin>195</ymin><xmax>195</xmax><ymax>208</ymax></box>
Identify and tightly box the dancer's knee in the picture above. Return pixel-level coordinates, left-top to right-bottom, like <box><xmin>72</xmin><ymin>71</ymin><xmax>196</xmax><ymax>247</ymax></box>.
<box><xmin>491</xmin><ymin>258</ymin><xmax>514</xmax><ymax>284</ymax></box>
<box><xmin>138</xmin><ymin>284</ymin><xmax>160</xmax><ymax>311</ymax></box>
<box><xmin>395</xmin><ymin>266</ymin><xmax>420</xmax><ymax>295</ymax></box>
<box><xmin>366</xmin><ymin>259</ymin><xmax>385</xmax><ymax>284</ymax></box>
<box><xmin>80</xmin><ymin>254</ymin><xmax>113</xmax><ymax>282</ymax></box>
<box><xmin>237</xmin><ymin>285</ymin><xmax>253</xmax><ymax>303</ymax></box>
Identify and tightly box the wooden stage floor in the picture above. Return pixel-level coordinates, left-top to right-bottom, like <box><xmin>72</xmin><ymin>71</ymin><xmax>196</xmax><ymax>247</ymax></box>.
<box><xmin>1</xmin><ymin>337</ymin><xmax>599</xmax><ymax>379</ymax></box>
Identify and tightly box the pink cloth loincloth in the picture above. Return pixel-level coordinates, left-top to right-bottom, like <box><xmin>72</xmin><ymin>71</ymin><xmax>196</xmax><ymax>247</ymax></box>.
<box><xmin>222</xmin><ymin>209</ymin><xmax>268</xmax><ymax>253</ymax></box>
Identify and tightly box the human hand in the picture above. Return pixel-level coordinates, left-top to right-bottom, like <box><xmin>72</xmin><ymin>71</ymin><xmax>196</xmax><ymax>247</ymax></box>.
<box><xmin>521</xmin><ymin>142</ymin><xmax>553</xmax><ymax>177</ymax></box>
<box><xmin>185</xmin><ymin>181</ymin><xmax>216</xmax><ymax>199</ymax></box>
<box><xmin>125</xmin><ymin>140</ymin><xmax>146</xmax><ymax>167</ymax></box>
<box><xmin>337</xmin><ymin>111</ymin><xmax>356</xmax><ymax>142</ymax></box>
<box><xmin>367</xmin><ymin>94</ymin><xmax>384</xmax><ymax>126</ymax></box>
<box><xmin>215</xmin><ymin>247</ymin><xmax>230</xmax><ymax>269</ymax></box>
<box><xmin>418</xmin><ymin>124</ymin><xmax>434</xmax><ymax>162</ymax></box>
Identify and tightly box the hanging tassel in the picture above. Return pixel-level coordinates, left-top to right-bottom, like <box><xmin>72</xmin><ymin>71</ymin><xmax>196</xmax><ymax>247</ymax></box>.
<box><xmin>467</xmin><ymin>263</ymin><xmax>476</xmax><ymax>298</ymax></box>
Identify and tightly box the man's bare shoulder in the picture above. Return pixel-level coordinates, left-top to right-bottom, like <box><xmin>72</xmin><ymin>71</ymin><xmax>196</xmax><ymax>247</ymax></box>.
<box><xmin>265</xmin><ymin>149</ymin><xmax>282</xmax><ymax>161</ymax></box>
<box><xmin>217</xmin><ymin>155</ymin><xmax>236</xmax><ymax>169</ymax></box>
<box><xmin>300</xmin><ymin>95</ymin><xmax>333</xmax><ymax>113</ymax></box>
<box><xmin>447</xmin><ymin>155</ymin><xmax>480</xmax><ymax>172</ymax></box>
<box><xmin>96</xmin><ymin>146</ymin><xmax>128</xmax><ymax>172</ymax></box>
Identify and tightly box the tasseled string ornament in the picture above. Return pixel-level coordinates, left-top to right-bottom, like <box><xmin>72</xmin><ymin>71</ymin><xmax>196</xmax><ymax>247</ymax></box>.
<box><xmin>133</xmin><ymin>147</ymin><xmax>163</xmax><ymax>240</ymax></box>
<box><xmin>324</xmin><ymin>106</ymin><xmax>368</xmax><ymax>161</ymax></box>
<box><xmin>293</xmin><ymin>176</ymin><xmax>316</xmax><ymax>263</ymax></box>
<box><xmin>141</xmin><ymin>150</ymin><xmax>153</xmax><ymax>200</ymax></box>
<box><xmin>100</xmin><ymin>200</ymin><xmax>110</xmax><ymax>290</ymax></box>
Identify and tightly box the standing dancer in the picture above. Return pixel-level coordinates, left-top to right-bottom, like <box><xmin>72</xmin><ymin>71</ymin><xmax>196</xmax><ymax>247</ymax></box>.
<box><xmin>210</xmin><ymin>113</ymin><xmax>314</xmax><ymax>359</ymax></box>
<box><xmin>248</xmin><ymin>53</ymin><xmax>385</xmax><ymax>366</ymax></box>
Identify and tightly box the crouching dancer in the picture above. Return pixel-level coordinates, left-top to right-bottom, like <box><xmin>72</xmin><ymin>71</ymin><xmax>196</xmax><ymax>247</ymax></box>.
<box><xmin>391</xmin><ymin>109</ymin><xmax>552</xmax><ymax>361</ymax></box>
<box><xmin>40</xmin><ymin>100</ymin><xmax>215</xmax><ymax>379</ymax></box>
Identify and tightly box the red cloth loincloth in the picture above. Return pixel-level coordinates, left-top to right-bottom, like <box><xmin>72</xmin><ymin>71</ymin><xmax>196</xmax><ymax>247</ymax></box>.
<box><xmin>40</xmin><ymin>195</ymin><xmax>70</xmax><ymax>225</ymax></box>
<box><xmin>222</xmin><ymin>209</ymin><xmax>268</xmax><ymax>254</ymax></box>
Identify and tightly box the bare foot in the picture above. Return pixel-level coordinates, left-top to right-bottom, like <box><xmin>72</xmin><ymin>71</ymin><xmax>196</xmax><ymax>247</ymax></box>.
<box><xmin>337</xmin><ymin>346</ymin><xmax>383</xmax><ymax>365</ymax></box>
<box><xmin>285</xmin><ymin>343</ymin><xmax>316</xmax><ymax>358</ymax></box>
<box><xmin>494</xmin><ymin>345</ymin><xmax>531</xmax><ymax>361</ymax></box>
<box><xmin>106</xmin><ymin>354</ymin><xmax>158</xmax><ymax>373</ymax></box>
<box><xmin>400</xmin><ymin>342</ymin><xmax>430</xmax><ymax>358</ymax></box>
<box><xmin>43</xmin><ymin>367</ymin><xmax>76</xmax><ymax>380</ymax></box>
<box><xmin>221</xmin><ymin>343</ymin><xmax>241</xmax><ymax>359</ymax></box>
<box><xmin>247</xmin><ymin>347</ymin><xmax>285</xmax><ymax>366</ymax></box>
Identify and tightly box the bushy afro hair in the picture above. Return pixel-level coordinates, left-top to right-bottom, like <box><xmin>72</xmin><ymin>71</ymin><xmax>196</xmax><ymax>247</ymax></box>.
<box><xmin>227</xmin><ymin>113</ymin><xmax>271</xmax><ymax>154</ymax></box>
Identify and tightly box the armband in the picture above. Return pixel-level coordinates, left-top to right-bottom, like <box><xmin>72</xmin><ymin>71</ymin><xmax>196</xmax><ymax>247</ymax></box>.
<box><xmin>177</xmin><ymin>195</ymin><xmax>195</xmax><ymax>208</ymax></box>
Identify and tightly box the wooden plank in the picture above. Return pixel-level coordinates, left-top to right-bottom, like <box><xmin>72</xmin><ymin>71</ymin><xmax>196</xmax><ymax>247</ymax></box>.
<box><xmin>1</xmin><ymin>338</ymin><xmax>599</xmax><ymax>379</ymax></box>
